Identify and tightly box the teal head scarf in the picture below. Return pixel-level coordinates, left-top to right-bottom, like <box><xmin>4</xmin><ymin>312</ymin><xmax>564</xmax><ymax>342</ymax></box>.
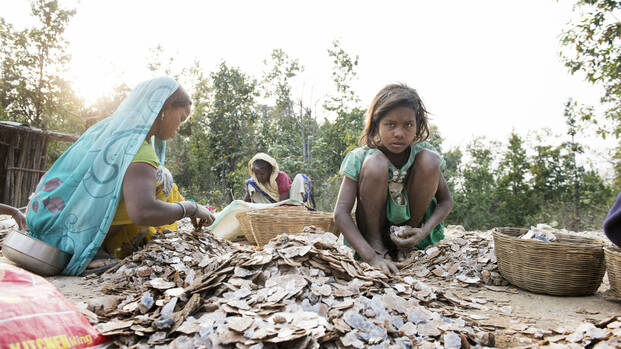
<box><xmin>26</xmin><ymin>77</ymin><xmax>179</xmax><ymax>275</ymax></box>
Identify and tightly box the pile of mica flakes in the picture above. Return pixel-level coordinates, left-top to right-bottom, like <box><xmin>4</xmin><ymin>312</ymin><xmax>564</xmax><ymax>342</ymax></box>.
<box><xmin>80</xmin><ymin>223</ymin><xmax>621</xmax><ymax>348</ymax></box>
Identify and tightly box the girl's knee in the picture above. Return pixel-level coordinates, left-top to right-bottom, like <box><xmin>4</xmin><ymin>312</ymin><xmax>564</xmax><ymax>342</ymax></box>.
<box><xmin>361</xmin><ymin>153</ymin><xmax>389</xmax><ymax>181</ymax></box>
<box><xmin>413</xmin><ymin>149</ymin><xmax>441</xmax><ymax>175</ymax></box>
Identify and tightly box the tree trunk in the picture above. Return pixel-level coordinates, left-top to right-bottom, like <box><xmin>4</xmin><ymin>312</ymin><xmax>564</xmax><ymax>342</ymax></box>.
<box><xmin>35</xmin><ymin>49</ymin><xmax>45</xmax><ymax>129</ymax></box>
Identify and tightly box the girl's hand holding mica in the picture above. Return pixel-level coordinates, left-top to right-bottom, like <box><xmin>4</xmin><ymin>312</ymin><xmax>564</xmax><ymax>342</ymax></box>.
<box><xmin>390</xmin><ymin>225</ymin><xmax>428</xmax><ymax>249</ymax></box>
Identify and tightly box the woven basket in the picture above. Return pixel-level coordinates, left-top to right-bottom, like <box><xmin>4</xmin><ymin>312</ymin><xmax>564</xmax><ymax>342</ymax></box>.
<box><xmin>604</xmin><ymin>246</ymin><xmax>621</xmax><ymax>298</ymax></box>
<box><xmin>238</xmin><ymin>206</ymin><xmax>336</xmax><ymax>246</ymax></box>
<box><xmin>236</xmin><ymin>206</ymin><xmax>310</xmax><ymax>244</ymax></box>
<box><xmin>236</xmin><ymin>210</ymin><xmax>256</xmax><ymax>244</ymax></box>
<box><xmin>492</xmin><ymin>227</ymin><xmax>605</xmax><ymax>296</ymax></box>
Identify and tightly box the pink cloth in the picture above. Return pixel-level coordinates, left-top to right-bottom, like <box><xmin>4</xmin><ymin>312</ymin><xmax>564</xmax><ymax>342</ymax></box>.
<box><xmin>276</xmin><ymin>171</ymin><xmax>292</xmax><ymax>194</ymax></box>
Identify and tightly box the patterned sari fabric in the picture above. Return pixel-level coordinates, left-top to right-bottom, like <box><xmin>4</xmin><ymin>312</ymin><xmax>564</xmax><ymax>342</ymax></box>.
<box><xmin>26</xmin><ymin>77</ymin><xmax>179</xmax><ymax>275</ymax></box>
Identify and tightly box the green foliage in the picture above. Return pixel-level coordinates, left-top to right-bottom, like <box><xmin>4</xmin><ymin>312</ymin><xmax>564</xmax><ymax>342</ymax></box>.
<box><xmin>323</xmin><ymin>40</ymin><xmax>360</xmax><ymax>114</ymax></box>
<box><xmin>447</xmin><ymin>137</ymin><xmax>500</xmax><ymax>230</ymax></box>
<box><xmin>164</xmin><ymin>60</ymin><xmax>261</xmax><ymax>208</ymax></box>
<box><xmin>314</xmin><ymin>42</ymin><xmax>364</xmax><ymax>210</ymax></box>
<box><xmin>261</xmin><ymin>49</ymin><xmax>315</xmax><ymax>169</ymax></box>
<box><xmin>84</xmin><ymin>83</ymin><xmax>131</xmax><ymax>128</ymax></box>
<box><xmin>0</xmin><ymin>0</ymin><xmax>80</xmax><ymax>130</ymax></box>
<box><xmin>561</xmin><ymin>0</ymin><xmax>621</xmax><ymax>188</ymax></box>
<box><xmin>495</xmin><ymin>133</ymin><xmax>536</xmax><ymax>227</ymax></box>
<box><xmin>442</xmin><ymin>146</ymin><xmax>462</xmax><ymax>196</ymax></box>
<box><xmin>561</xmin><ymin>0</ymin><xmax>620</xmax><ymax>136</ymax></box>
<box><xmin>0</xmin><ymin>3</ymin><xmax>615</xmax><ymax>232</ymax></box>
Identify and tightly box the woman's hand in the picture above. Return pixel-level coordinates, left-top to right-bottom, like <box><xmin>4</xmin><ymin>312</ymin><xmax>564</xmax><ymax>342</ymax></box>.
<box><xmin>12</xmin><ymin>208</ymin><xmax>26</xmax><ymax>231</ymax></box>
<box><xmin>191</xmin><ymin>204</ymin><xmax>215</xmax><ymax>230</ymax></box>
<box><xmin>0</xmin><ymin>204</ymin><xmax>26</xmax><ymax>231</ymax></box>
<box><xmin>390</xmin><ymin>225</ymin><xmax>428</xmax><ymax>249</ymax></box>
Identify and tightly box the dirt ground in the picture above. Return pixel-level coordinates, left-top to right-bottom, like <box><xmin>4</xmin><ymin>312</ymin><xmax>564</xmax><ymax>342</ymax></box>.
<box><xmin>2</xmin><ymin>215</ymin><xmax>621</xmax><ymax>348</ymax></box>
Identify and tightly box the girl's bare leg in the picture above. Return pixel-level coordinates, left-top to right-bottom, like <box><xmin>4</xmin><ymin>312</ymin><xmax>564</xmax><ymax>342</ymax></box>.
<box><xmin>356</xmin><ymin>153</ymin><xmax>390</xmax><ymax>255</ymax></box>
<box><xmin>406</xmin><ymin>149</ymin><xmax>441</xmax><ymax>228</ymax></box>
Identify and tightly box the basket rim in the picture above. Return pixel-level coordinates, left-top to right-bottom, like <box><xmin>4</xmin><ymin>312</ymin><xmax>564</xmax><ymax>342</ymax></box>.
<box><xmin>493</xmin><ymin>227</ymin><xmax>604</xmax><ymax>249</ymax></box>
<box><xmin>493</xmin><ymin>226</ymin><xmax>606</xmax><ymax>296</ymax></box>
<box><xmin>236</xmin><ymin>207</ymin><xmax>334</xmax><ymax>246</ymax></box>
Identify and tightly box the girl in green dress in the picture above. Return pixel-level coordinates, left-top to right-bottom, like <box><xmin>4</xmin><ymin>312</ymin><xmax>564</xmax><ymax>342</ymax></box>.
<box><xmin>334</xmin><ymin>83</ymin><xmax>453</xmax><ymax>274</ymax></box>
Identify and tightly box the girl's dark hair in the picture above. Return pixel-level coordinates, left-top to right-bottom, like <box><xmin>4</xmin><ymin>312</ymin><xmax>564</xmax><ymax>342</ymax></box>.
<box><xmin>158</xmin><ymin>86</ymin><xmax>191</xmax><ymax>117</ymax></box>
<box><xmin>252</xmin><ymin>159</ymin><xmax>272</xmax><ymax>172</ymax></box>
<box><xmin>359</xmin><ymin>83</ymin><xmax>430</xmax><ymax>148</ymax></box>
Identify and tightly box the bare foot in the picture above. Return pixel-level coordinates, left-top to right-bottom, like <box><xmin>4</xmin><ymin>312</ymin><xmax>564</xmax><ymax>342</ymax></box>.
<box><xmin>87</xmin><ymin>258</ymin><xmax>118</xmax><ymax>269</ymax></box>
<box><xmin>86</xmin><ymin>246</ymin><xmax>118</xmax><ymax>269</ymax></box>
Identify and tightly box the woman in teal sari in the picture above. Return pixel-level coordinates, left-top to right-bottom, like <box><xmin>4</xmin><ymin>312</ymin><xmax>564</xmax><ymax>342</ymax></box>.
<box><xmin>26</xmin><ymin>77</ymin><xmax>214</xmax><ymax>275</ymax></box>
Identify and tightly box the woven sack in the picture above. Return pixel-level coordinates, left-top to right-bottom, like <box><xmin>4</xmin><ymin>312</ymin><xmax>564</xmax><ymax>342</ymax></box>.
<box><xmin>493</xmin><ymin>227</ymin><xmax>605</xmax><ymax>296</ymax></box>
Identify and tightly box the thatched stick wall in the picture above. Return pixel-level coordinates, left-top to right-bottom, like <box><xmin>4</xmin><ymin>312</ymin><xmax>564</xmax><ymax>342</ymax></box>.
<box><xmin>0</xmin><ymin>122</ymin><xmax>78</xmax><ymax>208</ymax></box>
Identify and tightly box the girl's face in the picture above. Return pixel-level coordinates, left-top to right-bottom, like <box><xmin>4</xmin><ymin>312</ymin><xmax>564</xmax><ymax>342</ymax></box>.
<box><xmin>157</xmin><ymin>105</ymin><xmax>191</xmax><ymax>140</ymax></box>
<box><xmin>377</xmin><ymin>106</ymin><xmax>417</xmax><ymax>154</ymax></box>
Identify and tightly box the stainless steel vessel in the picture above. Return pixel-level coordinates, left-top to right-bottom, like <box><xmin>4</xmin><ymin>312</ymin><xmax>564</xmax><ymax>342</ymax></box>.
<box><xmin>2</xmin><ymin>231</ymin><xmax>72</xmax><ymax>276</ymax></box>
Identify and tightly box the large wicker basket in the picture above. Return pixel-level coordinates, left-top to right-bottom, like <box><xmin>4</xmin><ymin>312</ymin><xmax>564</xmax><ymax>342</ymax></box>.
<box><xmin>604</xmin><ymin>246</ymin><xmax>621</xmax><ymax>298</ymax></box>
<box><xmin>492</xmin><ymin>227</ymin><xmax>605</xmax><ymax>296</ymax></box>
<box><xmin>236</xmin><ymin>206</ymin><xmax>336</xmax><ymax>246</ymax></box>
<box><xmin>236</xmin><ymin>210</ymin><xmax>255</xmax><ymax>244</ymax></box>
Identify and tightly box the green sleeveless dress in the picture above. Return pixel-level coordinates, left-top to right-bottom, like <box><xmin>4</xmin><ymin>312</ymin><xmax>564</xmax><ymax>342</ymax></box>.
<box><xmin>339</xmin><ymin>142</ymin><xmax>445</xmax><ymax>250</ymax></box>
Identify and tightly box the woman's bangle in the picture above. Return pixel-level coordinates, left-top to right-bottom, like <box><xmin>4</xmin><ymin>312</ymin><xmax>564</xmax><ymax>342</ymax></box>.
<box><xmin>188</xmin><ymin>200</ymin><xmax>199</xmax><ymax>217</ymax></box>
<box><xmin>175</xmin><ymin>202</ymin><xmax>186</xmax><ymax>220</ymax></box>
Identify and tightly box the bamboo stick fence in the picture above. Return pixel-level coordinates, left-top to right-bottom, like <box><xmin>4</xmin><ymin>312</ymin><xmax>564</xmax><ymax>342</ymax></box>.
<box><xmin>0</xmin><ymin>121</ymin><xmax>78</xmax><ymax>209</ymax></box>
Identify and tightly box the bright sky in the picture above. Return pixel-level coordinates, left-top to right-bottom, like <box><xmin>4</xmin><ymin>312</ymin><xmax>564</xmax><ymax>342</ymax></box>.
<box><xmin>1</xmin><ymin>0</ymin><xmax>616</xmax><ymax>175</ymax></box>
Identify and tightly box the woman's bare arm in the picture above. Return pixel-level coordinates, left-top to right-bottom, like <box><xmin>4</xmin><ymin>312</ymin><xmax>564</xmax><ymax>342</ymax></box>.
<box><xmin>122</xmin><ymin>163</ymin><xmax>184</xmax><ymax>226</ymax></box>
<box><xmin>0</xmin><ymin>204</ymin><xmax>26</xmax><ymax>230</ymax></box>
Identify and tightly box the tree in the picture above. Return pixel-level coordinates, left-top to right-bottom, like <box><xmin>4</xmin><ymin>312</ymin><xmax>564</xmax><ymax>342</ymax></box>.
<box><xmin>561</xmin><ymin>0</ymin><xmax>621</xmax><ymax>190</ymax></box>
<box><xmin>323</xmin><ymin>40</ymin><xmax>360</xmax><ymax>115</ymax></box>
<box><xmin>315</xmin><ymin>41</ymin><xmax>364</xmax><ymax>209</ymax></box>
<box><xmin>563</xmin><ymin>99</ymin><xmax>586</xmax><ymax>229</ymax></box>
<box><xmin>165</xmin><ymin>62</ymin><xmax>212</xmax><ymax>202</ymax></box>
<box><xmin>83</xmin><ymin>83</ymin><xmax>131</xmax><ymax>129</ymax></box>
<box><xmin>561</xmin><ymin>0</ymin><xmax>620</xmax><ymax>136</ymax></box>
<box><xmin>204</xmin><ymin>62</ymin><xmax>259</xmax><ymax>204</ymax></box>
<box><xmin>319</xmin><ymin>41</ymin><xmax>364</xmax><ymax>176</ymax></box>
<box><xmin>442</xmin><ymin>146</ymin><xmax>462</xmax><ymax>197</ymax></box>
<box><xmin>261</xmin><ymin>49</ymin><xmax>316</xmax><ymax>168</ymax></box>
<box><xmin>0</xmin><ymin>0</ymin><xmax>78</xmax><ymax>130</ymax></box>
<box><xmin>495</xmin><ymin>133</ymin><xmax>536</xmax><ymax>227</ymax></box>
<box><xmin>530</xmin><ymin>143</ymin><xmax>565</xmax><ymax>203</ymax></box>
<box><xmin>447</xmin><ymin>137</ymin><xmax>499</xmax><ymax>230</ymax></box>
<box><xmin>528</xmin><ymin>101</ymin><xmax>614</xmax><ymax>230</ymax></box>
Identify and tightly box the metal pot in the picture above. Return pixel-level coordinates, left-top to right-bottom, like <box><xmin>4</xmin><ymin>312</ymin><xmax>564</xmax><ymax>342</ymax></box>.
<box><xmin>2</xmin><ymin>231</ymin><xmax>72</xmax><ymax>276</ymax></box>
